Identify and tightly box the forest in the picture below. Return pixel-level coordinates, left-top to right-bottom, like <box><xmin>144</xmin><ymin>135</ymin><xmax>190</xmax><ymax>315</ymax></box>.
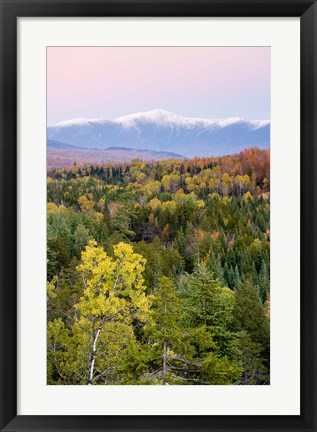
<box><xmin>47</xmin><ymin>147</ymin><xmax>270</xmax><ymax>385</ymax></box>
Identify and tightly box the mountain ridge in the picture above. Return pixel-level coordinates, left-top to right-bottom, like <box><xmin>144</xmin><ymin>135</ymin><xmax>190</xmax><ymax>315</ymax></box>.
<box><xmin>47</xmin><ymin>109</ymin><xmax>270</xmax><ymax>157</ymax></box>
<box><xmin>47</xmin><ymin>145</ymin><xmax>185</xmax><ymax>169</ymax></box>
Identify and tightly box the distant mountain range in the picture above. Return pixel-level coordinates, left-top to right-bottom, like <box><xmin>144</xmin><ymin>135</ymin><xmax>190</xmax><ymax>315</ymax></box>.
<box><xmin>47</xmin><ymin>141</ymin><xmax>184</xmax><ymax>169</ymax></box>
<box><xmin>47</xmin><ymin>109</ymin><xmax>270</xmax><ymax>158</ymax></box>
<box><xmin>47</xmin><ymin>139</ymin><xmax>81</xmax><ymax>149</ymax></box>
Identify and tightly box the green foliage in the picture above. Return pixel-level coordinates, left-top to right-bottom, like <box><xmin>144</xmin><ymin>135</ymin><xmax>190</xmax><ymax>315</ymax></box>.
<box><xmin>47</xmin><ymin>149</ymin><xmax>270</xmax><ymax>385</ymax></box>
<box><xmin>233</xmin><ymin>277</ymin><xmax>270</xmax><ymax>346</ymax></box>
<box><xmin>233</xmin><ymin>278</ymin><xmax>270</xmax><ymax>384</ymax></box>
<box><xmin>180</xmin><ymin>263</ymin><xmax>241</xmax><ymax>366</ymax></box>
<box><xmin>48</xmin><ymin>241</ymin><xmax>151</xmax><ymax>384</ymax></box>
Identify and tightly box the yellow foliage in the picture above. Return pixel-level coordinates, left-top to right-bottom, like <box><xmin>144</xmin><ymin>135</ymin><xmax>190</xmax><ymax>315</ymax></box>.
<box><xmin>211</xmin><ymin>231</ymin><xmax>220</xmax><ymax>241</ymax></box>
<box><xmin>243</xmin><ymin>191</ymin><xmax>253</xmax><ymax>202</ymax></box>
<box><xmin>97</xmin><ymin>198</ymin><xmax>106</xmax><ymax>212</ymax></box>
<box><xmin>78</xmin><ymin>195</ymin><xmax>95</xmax><ymax>212</ymax></box>
<box><xmin>196</xmin><ymin>199</ymin><xmax>205</xmax><ymax>209</ymax></box>
<box><xmin>261</xmin><ymin>192</ymin><xmax>270</xmax><ymax>200</ymax></box>
<box><xmin>209</xmin><ymin>192</ymin><xmax>220</xmax><ymax>200</ymax></box>
<box><xmin>161</xmin><ymin>200</ymin><xmax>177</xmax><ymax>213</ymax></box>
<box><xmin>47</xmin><ymin>276</ymin><xmax>57</xmax><ymax>300</ymax></box>
<box><xmin>175</xmin><ymin>188</ymin><xmax>184</xmax><ymax>195</ymax></box>
<box><xmin>252</xmin><ymin>239</ymin><xmax>262</xmax><ymax>250</ymax></box>
<box><xmin>47</xmin><ymin>202</ymin><xmax>59</xmax><ymax>214</ymax></box>
<box><xmin>222</xmin><ymin>196</ymin><xmax>232</xmax><ymax>206</ymax></box>
<box><xmin>148</xmin><ymin>198</ymin><xmax>161</xmax><ymax>211</ymax></box>
<box><xmin>144</xmin><ymin>180</ymin><xmax>161</xmax><ymax>195</ymax></box>
<box><xmin>76</xmin><ymin>241</ymin><xmax>150</xmax><ymax>323</ymax></box>
<box><xmin>91</xmin><ymin>212</ymin><xmax>103</xmax><ymax>225</ymax></box>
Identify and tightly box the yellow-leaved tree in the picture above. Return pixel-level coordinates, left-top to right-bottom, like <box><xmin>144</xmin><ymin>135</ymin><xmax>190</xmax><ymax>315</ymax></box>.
<box><xmin>47</xmin><ymin>240</ymin><xmax>151</xmax><ymax>385</ymax></box>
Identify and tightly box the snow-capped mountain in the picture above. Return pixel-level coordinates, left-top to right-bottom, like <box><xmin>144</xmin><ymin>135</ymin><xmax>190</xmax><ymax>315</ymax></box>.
<box><xmin>47</xmin><ymin>109</ymin><xmax>270</xmax><ymax>158</ymax></box>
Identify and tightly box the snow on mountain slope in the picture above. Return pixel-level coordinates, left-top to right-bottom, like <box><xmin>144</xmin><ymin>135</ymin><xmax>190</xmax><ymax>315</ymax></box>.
<box><xmin>47</xmin><ymin>109</ymin><xmax>270</xmax><ymax>158</ymax></box>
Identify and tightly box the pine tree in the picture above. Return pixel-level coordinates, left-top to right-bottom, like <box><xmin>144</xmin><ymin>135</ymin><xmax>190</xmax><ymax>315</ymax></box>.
<box><xmin>233</xmin><ymin>277</ymin><xmax>270</xmax><ymax>384</ymax></box>
<box><xmin>150</xmin><ymin>276</ymin><xmax>184</xmax><ymax>384</ymax></box>
<box><xmin>181</xmin><ymin>263</ymin><xmax>241</xmax><ymax>376</ymax></box>
<box><xmin>233</xmin><ymin>277</ymin><xmax>269</xmax><ymax>345</ymax></box>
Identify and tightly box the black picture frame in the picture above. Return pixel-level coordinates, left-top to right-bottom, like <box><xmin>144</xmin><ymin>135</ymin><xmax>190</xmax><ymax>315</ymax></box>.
<box><xmin>0</xmin><ymin>0</ymin><xmax>316</xmax><ymax>431</ymax></box>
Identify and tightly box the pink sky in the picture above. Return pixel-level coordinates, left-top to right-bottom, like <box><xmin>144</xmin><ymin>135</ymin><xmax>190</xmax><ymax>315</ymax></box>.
<box><xmin>47</xmin><ymin>47</ymin><xmax>270</xmax><ymax>125</ymax></box>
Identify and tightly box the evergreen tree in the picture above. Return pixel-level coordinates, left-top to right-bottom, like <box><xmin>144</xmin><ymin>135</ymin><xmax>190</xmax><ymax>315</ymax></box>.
<box><xmin>233</xmin><ymin>277</ymin><xmax>270</xmax><ymax>384</ymax></box>
<box><xmin>181</xmin><ymin>263</ymin><xmax>241</xmax><ymax>377</ymax></box>
<box><xmin>149</xmin><ymin>276</ymin><xmax>185</xmax><ymax>384</ymax></box>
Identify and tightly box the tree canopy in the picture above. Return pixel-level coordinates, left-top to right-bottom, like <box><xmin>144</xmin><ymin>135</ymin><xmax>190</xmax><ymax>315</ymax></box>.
<box><xmin>47</xmin><ymin>148</ymin><xmax>270</xmax><ymax>385</ymax></box>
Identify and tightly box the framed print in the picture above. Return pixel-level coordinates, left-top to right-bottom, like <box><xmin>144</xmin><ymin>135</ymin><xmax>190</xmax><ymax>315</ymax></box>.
<box><xmin>0</xmin><ymin>0</ymin><xmax>316</xmax><ymax>431</ymax></box>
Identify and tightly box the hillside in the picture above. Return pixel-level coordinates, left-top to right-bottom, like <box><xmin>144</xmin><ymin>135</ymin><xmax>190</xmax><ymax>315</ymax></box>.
<box><xmin>47</xmin><ymin>148</ymin><xmax>270</xmax><ymax>386</ymax></box>
<box><xmin>47</xmin><ymin>145</ymin><xmax>185</xmax><ymax>169</ymax></box>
